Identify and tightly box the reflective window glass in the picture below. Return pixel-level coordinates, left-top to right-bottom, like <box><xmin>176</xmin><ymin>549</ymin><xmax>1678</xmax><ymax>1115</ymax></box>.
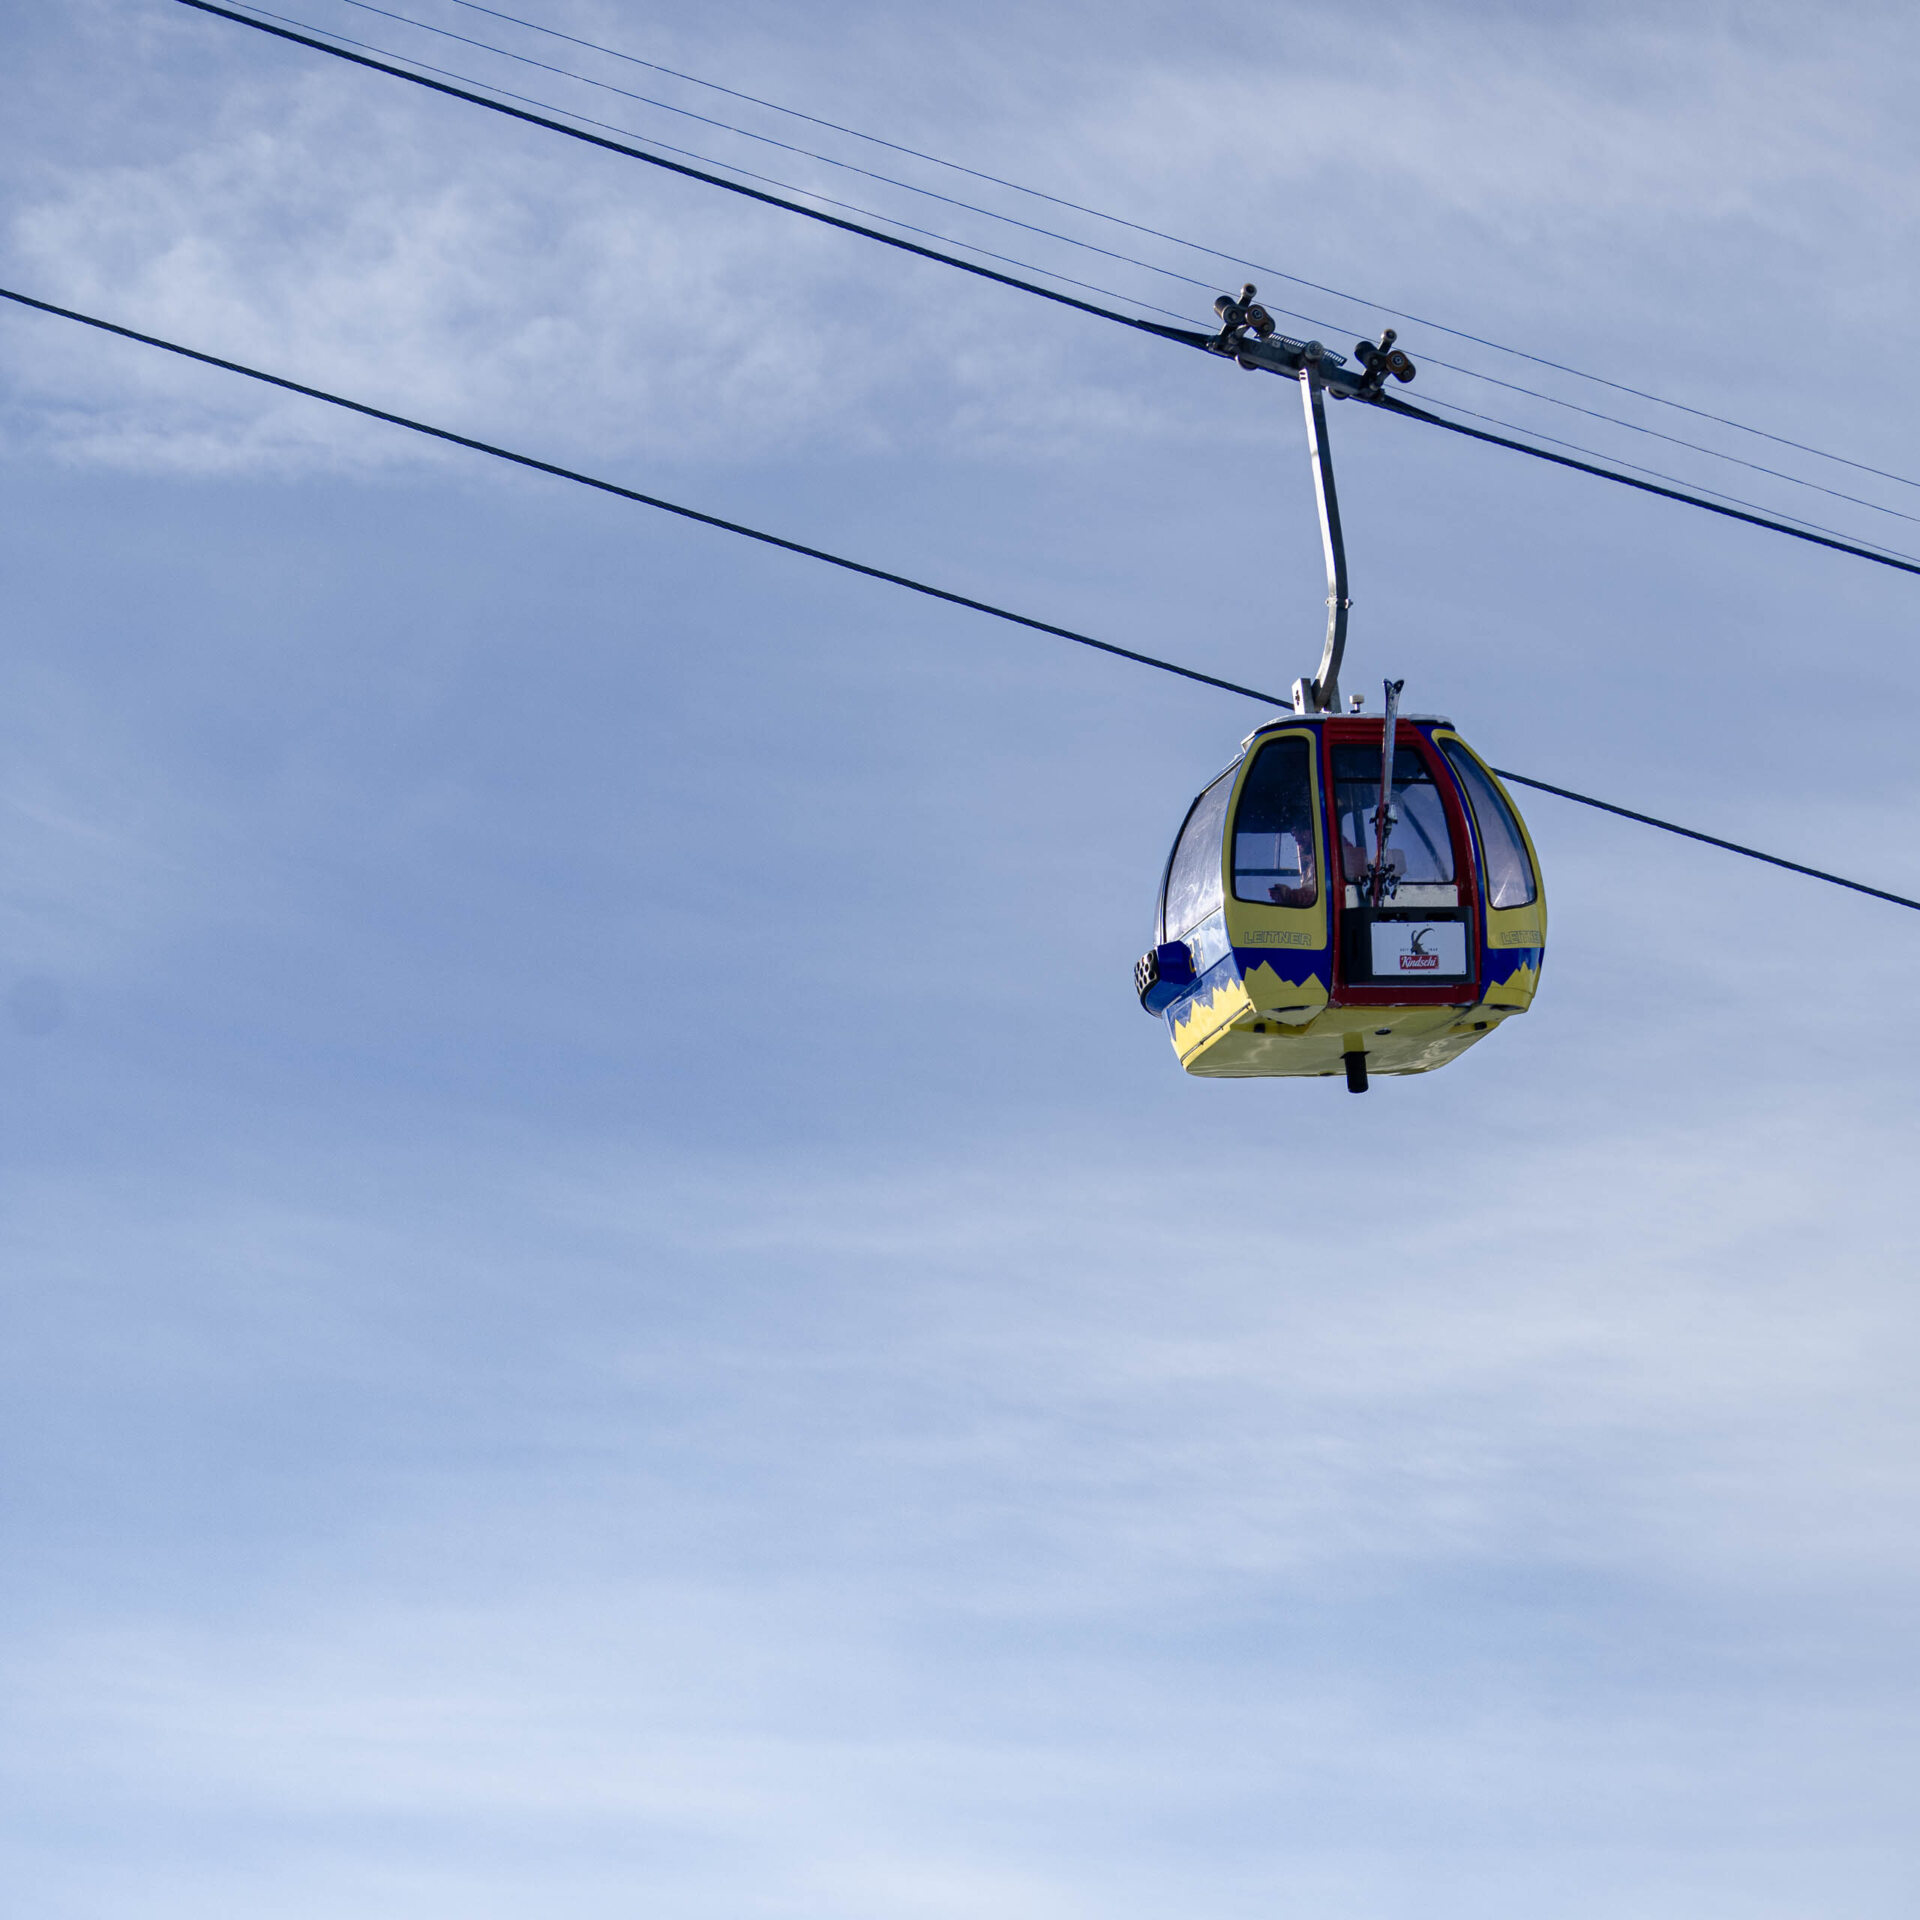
<box><xmin>1162</xmin><ymin>771</ymin><xmax>1232</xmax><ymax>939</ymax></box>
<box><xmin>1331</xmin><ymin>742</ymin><xmax>1456</xmax><ymax>886</ymax></box>
<box><xmin>1232</xmin><ymin>737</ymin><xmax>1318</xmax><ymax>907</ymax></box>
<box><xmin>1441</xmin><ymin>742</ymin><xmax>1538</xmax><ymax>908</ymax></box>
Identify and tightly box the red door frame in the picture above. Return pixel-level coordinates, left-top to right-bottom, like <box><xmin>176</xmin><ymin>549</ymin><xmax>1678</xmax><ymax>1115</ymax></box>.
<box><xmin>1321</xmin><ymin>719</ymin><xmax>1484</xmax><ymax>1008</ymax></box>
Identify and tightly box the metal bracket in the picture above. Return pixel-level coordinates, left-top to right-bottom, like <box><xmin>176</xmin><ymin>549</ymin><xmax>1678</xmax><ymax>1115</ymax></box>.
<box><xmin>1206</xmin><ymin>312</ymin><xmax>1418</xmax><ymax>398</ymax></box>
<box><xmin>1297</xmin><ymin>349</ymin><xmax>1349</xmax><ymax>716</ymax></box>
<box><xmin>1353</xmin><ymin>327</ymin><xmax>1418</xmax><ymax>396</ymax></box>
<box><xmin>1209</xmin><ymin>284</ymin><xmax>1276</xmax><ymax>354</ymax></box>
<box><xmin>1204</xmin><ymin>289</ymin><xmax>1419</xmax><ymax>712</ymax></box>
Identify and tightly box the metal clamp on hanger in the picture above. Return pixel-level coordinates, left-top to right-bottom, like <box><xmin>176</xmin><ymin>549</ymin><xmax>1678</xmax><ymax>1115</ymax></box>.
<box><xmin>1353</xmin><ymin>328</ymin><xmax>1418</xmax><ymax>396</ymax></box>
<box><xmin>1207</xmin><ymin>284</ymin><xmax>1276</xmax><ymax>365</ymax></box>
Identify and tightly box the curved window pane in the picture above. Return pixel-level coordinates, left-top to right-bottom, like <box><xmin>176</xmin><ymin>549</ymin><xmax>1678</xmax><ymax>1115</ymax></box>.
<box><xmin>1232</xmin><ymin>737</ymin><xmax>1318</xmax><ymax>907</ymax></box>
<box><xmin>1162</xmin><ymin>771</ymin><xmax>1232</xmax><ymax>939</ymax></box>
<box><xmin>1442</xmin><ymin>742</ymin><xmax>1538</xmax><ymax>908</ymax></box>
<box><xmin>1331</xmin><ymin>742</ymin><xmax>1455</xmax><ymax>886</ymax></box>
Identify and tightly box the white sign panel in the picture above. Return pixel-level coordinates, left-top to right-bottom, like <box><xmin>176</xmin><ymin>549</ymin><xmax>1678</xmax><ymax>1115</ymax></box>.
<box><xmin>1370</xmin><ymin>919</ymin><xmax>1467</xmax><ymax>978</ymax></box>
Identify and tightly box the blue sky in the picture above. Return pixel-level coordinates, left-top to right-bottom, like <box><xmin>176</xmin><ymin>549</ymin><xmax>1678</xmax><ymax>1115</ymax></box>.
<box><xmin>3</xmin><ymin>2</ymin><xmax>1918</xmax><ymax>1915</ymax></box>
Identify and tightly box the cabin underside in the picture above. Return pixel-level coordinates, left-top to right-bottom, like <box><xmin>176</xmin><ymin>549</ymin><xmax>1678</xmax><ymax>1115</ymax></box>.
<box><xmin>1177</xmin><ymin>991</ymin><xmax>1516</xmax><ymax>1079</ymax></box>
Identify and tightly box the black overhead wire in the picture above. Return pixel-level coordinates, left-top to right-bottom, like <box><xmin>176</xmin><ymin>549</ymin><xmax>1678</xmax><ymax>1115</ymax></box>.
<box><xmin>4</xmin><ymin>283</ymin><xmax>1915</xmax><ymax>914</ymax></box>
<box><xmin>242</xmin><ymin>0</ymin><xmax>1920</xmax><ymax>527</ymax></box>
<box><xmin>1372</xmin><ymin>394</ymin><xmax>1920</xmax><ymax>579</ymax></box>
<box><xmin>178</xmin><ymin>0</ymin><xmax>1920</xmax><ymax>580</ymax></box>
<box><xmin>1488</xmin><ymin>772</ymin><xmax>1920</xmax><ymax>914</ymax></box>
<box><xmin>221</xmin><ymin>3</ymin><xmax>1212</xmax><ymax>328</ymax></box>
<box><xmin>173</xmin><ymin>0</ymin><xmax>1211</xmax><ymax>352</ymax></box>
<box><xmin>0</xmin><ymin>287</ymin><xmax>1251</xmax><ymax>705</ymax></box>
<box><xmin>1419</xmin><ymin>368</ymin><xmax>1920</xmax><ymax>528</ymax></box>
<box><xmin>432</xmin><ymin>0</ymin><xmax>1920</xmax><ymax>497</ymax></box>
<box><xmin>326</xmin><ymin>0</ymin><xmax>1240</xmax><ymax>288</ymax></box>
<box><xmin>1411</xmin><ymin>394</ymin><xmax>1920</xmax><ymax>563</ymax></box>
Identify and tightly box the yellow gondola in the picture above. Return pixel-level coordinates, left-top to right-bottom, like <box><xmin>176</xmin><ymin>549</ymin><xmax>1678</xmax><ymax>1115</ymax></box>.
<box><xmin>1137</xmin><ymin>706</ymin><xmax>1544</xmax><ymax>1090</ymax></box>
<box><xmin>1135</xmin><ymin>295</ymin><xmax>1546</xmax><ymax>1091</ymax></box>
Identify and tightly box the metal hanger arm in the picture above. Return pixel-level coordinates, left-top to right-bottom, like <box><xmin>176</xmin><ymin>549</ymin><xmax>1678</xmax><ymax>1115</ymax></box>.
<box><xmin>1297</xmin><ymin>354</ymin><xmax>1350</xmax><ymax>713</ymax></box>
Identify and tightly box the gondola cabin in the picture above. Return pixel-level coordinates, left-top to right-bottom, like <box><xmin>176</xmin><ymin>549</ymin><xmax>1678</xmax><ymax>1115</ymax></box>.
<box><xmin>1135</xmin><ymin>715</ymin><xmax>1545</xmax><ymax>1089</ymax></box>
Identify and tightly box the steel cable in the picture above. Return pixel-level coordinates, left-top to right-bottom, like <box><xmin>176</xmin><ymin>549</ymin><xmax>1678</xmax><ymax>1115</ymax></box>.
<box><xmin>4</xmin><ymin>282</ymin><xmax>1913</xmax><ymax>912</ymax></box>
<box><xmin>310</xmin><ymin>0</ymin><xmax>1920</xmax><ymax>525</ymax></box>
<box><xmin>425</xmin><ymin>0</ymin><xmax>1920</xmax><ymax>494</ymax></box>
<box><xmin>171</xmin><ymin>0</ymin><xmax>1920</xmax><ymax>580</ymax></box>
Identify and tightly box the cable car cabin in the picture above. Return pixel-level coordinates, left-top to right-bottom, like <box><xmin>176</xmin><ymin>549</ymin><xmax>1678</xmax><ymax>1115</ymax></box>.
<box><xmin>1135</xmin><ymin>715</ymin><xmax>1545</xmax><ymax>1088</ymax></box>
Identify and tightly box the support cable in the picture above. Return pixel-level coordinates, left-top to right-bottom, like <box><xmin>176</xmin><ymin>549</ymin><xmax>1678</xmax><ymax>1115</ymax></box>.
<box><xmin>0</xmin><ymin>285</ymin><xmax>1247</xmax><ymax>703</ymax></box>
<box><xmin>1375</xmin><ymin>396</ymin><xmax>1920</xmax><ymax>581</ymax></box>
<box><xmin>1415</xmin><ymin>370</ymin><xmax>1920</xmax><ymax>526</ymax></box>
<box><xmin>1493</xmin><ymin>773</ymin><xmax>1920</xmax><ymax>914</ymax></box>
<box><xmin>429</xmin><ymin>0</ymin><xmax>1920</xmax><ymax>495</ymax></box>
<box><xmin>3</xmin><ymin>282</ymin><xmax>1913</xmax><ymax>913</ymax></box>
<box><xmin>221</xmin><ymin>4</ymin><xmax>1211</xmax><ymax>327</ymax></box>
<box><xmin>1410</xmin><ymin>395</ymin><xmax>1920</xmax><ymax>563</ymax></box>
<box><xmin>327</xmin><ymin>0</ymin><xmax>1241</xmax><ymax>295</ymax></box>
<box><xmin>172</xmin><ymin>0</ymin><xmax>1214</xmax><ymax>354</ymax></box>
<box><xmin>171</xmin><ymin>0</ymin><xmax>1920</xmax><ymax>580</ymax></box>
<box><xmin>209</xmin><ymin>0</ymin><xmax>1920</xmax><ymax>523</ymax></box>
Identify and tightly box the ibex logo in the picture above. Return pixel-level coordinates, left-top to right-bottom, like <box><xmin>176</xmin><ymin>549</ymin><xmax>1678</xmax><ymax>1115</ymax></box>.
<box><xmin>1400</xmin><ymin>926</ymin><xmax>1441</xmax><ymax>971</ymax></box>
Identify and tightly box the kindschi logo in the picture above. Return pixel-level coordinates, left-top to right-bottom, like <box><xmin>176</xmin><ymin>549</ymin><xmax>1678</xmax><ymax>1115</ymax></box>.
<box><xmin>1400</xmin><ymin>925</ymin><xmax>1441</xmax><ymax>971</ymax></box>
